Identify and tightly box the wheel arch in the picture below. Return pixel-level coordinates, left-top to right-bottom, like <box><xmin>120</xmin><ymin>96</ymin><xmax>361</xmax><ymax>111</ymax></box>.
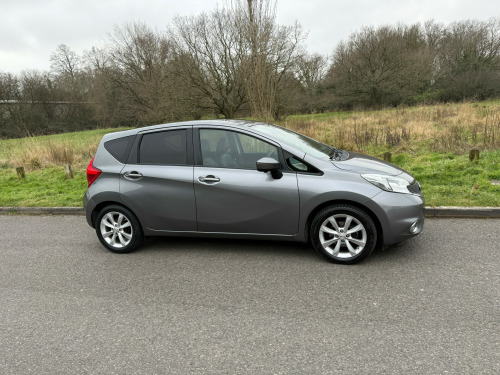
<box><xmin>304</xmin><ymin>199</ymin><xmax>384</xmax><ymax>248</ymax></box>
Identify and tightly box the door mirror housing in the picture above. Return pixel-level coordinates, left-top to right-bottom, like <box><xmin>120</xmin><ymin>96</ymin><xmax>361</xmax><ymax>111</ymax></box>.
<box><xmin>256</xmin><ymin>157</ymin><xmax>282</xmax><ymax>179</ymax></box>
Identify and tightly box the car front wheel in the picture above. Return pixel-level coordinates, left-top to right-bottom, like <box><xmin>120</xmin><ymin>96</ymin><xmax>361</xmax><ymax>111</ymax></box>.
<box><xmin>95</xmin><ymin>205</ymin><xmax>143</xmax><ymax>253</ymax></box>
<box><xmin>310</xmin><ymin>204</ymin><xmax>377</xmax><ymax>264</ymax></box>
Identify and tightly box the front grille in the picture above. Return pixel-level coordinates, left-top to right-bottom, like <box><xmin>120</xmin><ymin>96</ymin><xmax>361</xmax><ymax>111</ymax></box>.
<box><xmin>408</xmin><ymin>181</ymin><xmax>422</xmax><ymax>195</ymax></box>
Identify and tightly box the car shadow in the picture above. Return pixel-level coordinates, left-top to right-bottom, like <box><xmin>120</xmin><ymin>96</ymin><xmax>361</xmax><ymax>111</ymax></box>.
<box><xmin>369</xmin><ymin>238</ymin><xmax>422</xmax><ymax>264</ymax></box>
<box><xmin>134</xmin><ymin>235</ymin><xmax>425</xmax><ymax>265</ymax></box>
<box><xmin>137</xmin><ymin>235</ymin><xmax>319</xmax><ymax>261</ymax></box>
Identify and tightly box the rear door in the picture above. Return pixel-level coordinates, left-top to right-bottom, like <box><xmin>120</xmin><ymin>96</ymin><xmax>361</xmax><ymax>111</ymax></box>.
<box><xmin>194</xmin><ymin>128</ymin><xmax>300</xmax><ymax>235</ymax></box>
<box><xmin>120</xmin><ymin>127</ymin><xmax>197</xmax><ymax>232</ymax></box>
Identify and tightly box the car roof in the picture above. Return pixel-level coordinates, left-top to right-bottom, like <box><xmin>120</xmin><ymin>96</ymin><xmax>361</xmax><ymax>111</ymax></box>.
<box><xmin>101</xmin><ymin>119</ymin><xmax>279</xmax><ymax>142</ymax></box>
<box><xmin>140</xmin><ymin>119</ymin><xmax>271</xmax><ymax>131</ymax></box>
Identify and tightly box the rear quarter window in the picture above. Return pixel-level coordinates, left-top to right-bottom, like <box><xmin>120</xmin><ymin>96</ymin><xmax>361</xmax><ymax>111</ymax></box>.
<box><xmin>104</xmin><ymin>135</ymin><xmax>135</xmax><ymax>163</ymax></box>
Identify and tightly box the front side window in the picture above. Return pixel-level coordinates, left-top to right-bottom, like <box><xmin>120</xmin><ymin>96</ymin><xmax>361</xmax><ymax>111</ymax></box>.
<box><xmin>139</xmin><ymin>129</ymin><xmax>187</xmax><ymax>165</ymax></box>
<box><xmin>199</xmin><ymin>129</ymin><xmax>278</xmax><ymax>169</ymax></box>
<box><xmin>286</xmin><ymin>156</ymin><xmax>320</xmax><ymax>174</ymax></box>
<box><xmin>249</xmin><ymin>123</ymin><xmax>332</xmax><ymax>158</ymax></box>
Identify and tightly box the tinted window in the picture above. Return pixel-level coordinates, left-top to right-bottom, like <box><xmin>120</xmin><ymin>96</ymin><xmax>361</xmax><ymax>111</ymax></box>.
<box><xmin>104</xmin><ymin>135</ymin><xmax>135</xmax><ymax>163</ymax></box>
<box><xmin>199</xmin><ymin>129</ymin><xmax>278</xmax><ymax>169</ymax></box>
<box><xmin>139</xmin><ymin>130</ymin><xmax>188</xmax><ymax>165</ymax></box>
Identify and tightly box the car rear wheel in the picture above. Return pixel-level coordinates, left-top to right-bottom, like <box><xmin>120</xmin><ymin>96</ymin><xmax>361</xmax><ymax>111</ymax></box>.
<box><xmin>96</xmin><ymin>205</ymin><xmax>143</xmax><ymax>253</ymax></box>
<box><xmin>310</xmin><ymin>204</ymin><xmax>377</xmax><ymax>264</ymax></box>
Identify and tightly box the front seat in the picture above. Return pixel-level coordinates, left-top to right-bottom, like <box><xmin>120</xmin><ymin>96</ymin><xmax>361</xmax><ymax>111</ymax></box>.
<box><xmin>216</xmin><ymin>137</ymin><xmax>238</xmax><ymax>168</ymax></box>
<box><xmin>200</xmin><ymin>139</ymin><xmax>217</xmax><ymax>166</ymax></box>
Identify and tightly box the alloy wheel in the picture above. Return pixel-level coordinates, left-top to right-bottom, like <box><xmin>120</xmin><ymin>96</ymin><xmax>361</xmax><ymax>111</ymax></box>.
<box><xmin>99</xmin><ymin>211</ymin><xmax>133</xmax><ymax>249</ymax></box>
<box><xmin>318</xmin><ymin>214</ymin><xmax>367</xmax><ymax>259</ymax></box>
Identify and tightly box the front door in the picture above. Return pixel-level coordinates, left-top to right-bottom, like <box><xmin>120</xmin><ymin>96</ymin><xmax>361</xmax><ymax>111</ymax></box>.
<box><xmin>194</xmin><ymin>128</ymin><xmax>299</xmax><ymax>235</ymax></box>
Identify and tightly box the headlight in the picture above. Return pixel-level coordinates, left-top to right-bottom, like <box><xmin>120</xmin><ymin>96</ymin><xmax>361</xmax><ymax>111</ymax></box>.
<box><xmin>361</xmin><ymin>173</ymin><xmax>412</xmax><ymax>194</ymax></box>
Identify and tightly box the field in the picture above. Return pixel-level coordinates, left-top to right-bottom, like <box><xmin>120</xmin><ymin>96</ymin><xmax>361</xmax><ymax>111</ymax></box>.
<box><xmin>1</xmin><ymin>101</ymin><xmax>500</xmax><ymax>207</ymax></box>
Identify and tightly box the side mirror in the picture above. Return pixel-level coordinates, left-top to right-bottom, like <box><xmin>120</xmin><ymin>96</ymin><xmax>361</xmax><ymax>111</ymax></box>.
<box><xmin>256</xmin><ymin>157</ymin><xmax>282</xmax><ymax>179</ymax></box>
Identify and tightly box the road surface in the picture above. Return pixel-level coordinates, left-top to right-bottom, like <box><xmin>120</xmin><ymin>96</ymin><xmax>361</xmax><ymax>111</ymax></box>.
<box><xmin>0</xmin><ymin>216</ymin><xmax>499</xmax><ymax>374</ymax></box>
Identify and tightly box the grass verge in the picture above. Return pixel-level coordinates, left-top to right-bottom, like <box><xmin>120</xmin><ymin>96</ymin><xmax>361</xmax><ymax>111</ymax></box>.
<box><xmin>0</xmin><ymin>167</ymin><xmax>87</xmax><ymax>207</ymax></box>
<box><xmin>393</xmin><ymin>150</ymin><xmax>500</xmax><ymax>206</ymax></box>
<box><xmin>1</xmin><ymin>102</ymin><xmax>500</xmax><ymax>207</ymax></box>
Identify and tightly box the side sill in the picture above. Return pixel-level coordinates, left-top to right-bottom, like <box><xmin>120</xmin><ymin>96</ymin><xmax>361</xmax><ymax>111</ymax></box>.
<box><xmin>145</xmin><ymin>228</ymin><xmax>297</xmax><ymax>241</ymax></box>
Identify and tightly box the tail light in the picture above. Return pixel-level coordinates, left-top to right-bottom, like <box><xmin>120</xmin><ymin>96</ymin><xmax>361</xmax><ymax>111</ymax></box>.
<box><xmin>86</xmin><ymin>157</ymin><xmax>102</xmax><ymax>187</ymax></box>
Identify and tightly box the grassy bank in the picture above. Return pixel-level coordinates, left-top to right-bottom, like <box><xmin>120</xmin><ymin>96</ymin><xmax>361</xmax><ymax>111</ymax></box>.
<box><xmin>0</xmin><ymin>128</ymin><xmax>132</xmax><ymax>170</ymax></box>
<box><xmin>0</xmin><ymin>128</ymin><xmax>131</xmax><ymax>207</ymax></box>
<box><xmin>1</xmin><ymin>101</ymin><xmax>500</xmax><ymax>207</ymax></box>
<box><xmin>0</xmin><ymin>166</ymin><xmax>87</xmax><ymax>207</ymax></box>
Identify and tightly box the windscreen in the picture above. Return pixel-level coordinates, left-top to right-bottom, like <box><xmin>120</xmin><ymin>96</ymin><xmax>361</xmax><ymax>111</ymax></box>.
<box><xmin>249</xmin><ymin>124</ymin><xmax>331</xmax><ymax>158</ymax></box>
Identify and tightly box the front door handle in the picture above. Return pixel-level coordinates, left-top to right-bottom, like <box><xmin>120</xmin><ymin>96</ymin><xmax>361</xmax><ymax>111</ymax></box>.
<box><xmin>124</xmin><ymin>171</ymin><xmax>143</xmax><ymax>180</ymax></box>
<box><xmin>198</xmin><ymin>175</ymin><xmax>220</xmax><ymax>184</ymax></box>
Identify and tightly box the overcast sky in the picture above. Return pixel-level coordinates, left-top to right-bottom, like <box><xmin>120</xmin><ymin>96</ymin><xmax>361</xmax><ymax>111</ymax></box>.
<box><xmin>1</xmin><ymin>0</ymin><xmax>499</xmax><ymax>75</ymax></box>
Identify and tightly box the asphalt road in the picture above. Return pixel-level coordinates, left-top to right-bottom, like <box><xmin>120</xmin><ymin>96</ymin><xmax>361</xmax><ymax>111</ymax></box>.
<box><xmin>0</xmin><ymin>216</ymin><xmax>499</xmax><ymax>374</ymax></box>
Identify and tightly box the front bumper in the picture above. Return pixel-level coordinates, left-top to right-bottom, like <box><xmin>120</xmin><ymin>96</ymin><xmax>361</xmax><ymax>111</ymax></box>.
<box><xmin>365</xmin><ymin>191</ymin><xmax>425</xmax><ymax>246</ymax></box>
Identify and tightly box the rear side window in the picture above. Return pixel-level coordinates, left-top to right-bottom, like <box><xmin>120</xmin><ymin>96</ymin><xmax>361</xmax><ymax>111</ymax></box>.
<box><xmin>139</xmin><ymin>129</ymin><xmax>188</xmax><ymax>165</ymax></box>
<box><xmin>104</xmin><ymin>135</ymin><xmax>135</xmax><ymax>163</ymax></box>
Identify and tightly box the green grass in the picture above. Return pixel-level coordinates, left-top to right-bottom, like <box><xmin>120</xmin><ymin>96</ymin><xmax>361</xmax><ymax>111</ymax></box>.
<box><xmin>1</xmin><ymin>149</ymin><xmax>499</xmax><ymax>207</ymax></box>
<box><xmin>0</xmin><ymin>167</ymin><xmax>87</xmax><ymax>207</ymax></box>
<box><xmin>0</xmin><ymin>127</ymin><xmax>133</xmax><ymax>168</ymax></box>
<box><xmin>1</xmin><ymin>102</ymin><xmax>500</xmax><ymax>207</ymax></box>
<box><xmin>392</xmin><ymin>150</ymin><xmax>500</xmax><ymax>206</ymax></box>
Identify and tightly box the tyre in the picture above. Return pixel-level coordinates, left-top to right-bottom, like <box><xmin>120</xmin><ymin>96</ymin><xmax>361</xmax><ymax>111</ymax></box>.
<box><xmin>95</xmin><ymin>205</ymin><xmax>143</xmax><ymax>253</ymax></box>
<box><xmin>310</xmin><ymin>204</ymin><xmax>377</xmax><ymax>264</ymax></box>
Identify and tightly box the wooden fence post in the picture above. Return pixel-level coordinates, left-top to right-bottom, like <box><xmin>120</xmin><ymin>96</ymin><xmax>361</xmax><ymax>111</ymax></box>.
<box><xmin>64</xmin><ymin>164</ymin><xmax>74</xmax><ymax>179</ymax></box>
<box><xmin>383</xmin><ymin>152</ymin><xmax>392</xmax><ymax>163</ymax></box>
<box><xmin>469</xmin><ymin>149</ymin><xmax>480</xmax><ymax>162</ymax></box>
<box><xmin>16</xmin><ymin>166</ymin><xmax>25</xmax><ymax>179</ymax></box>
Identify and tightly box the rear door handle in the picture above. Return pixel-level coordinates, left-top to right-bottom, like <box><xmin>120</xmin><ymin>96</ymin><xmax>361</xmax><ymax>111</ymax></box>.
<box><xmin>198</xmin><ymin>175</ymin><xmax>220</xmax><ymax>184</ymax></box>
<box><xmin>124</xmin><ymin>171</ymin><xmax>143</xmax><ymax>180</ymax></box>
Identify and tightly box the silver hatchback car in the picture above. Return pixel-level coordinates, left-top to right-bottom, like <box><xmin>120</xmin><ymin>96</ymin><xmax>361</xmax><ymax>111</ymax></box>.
<box><xmin>84</xmin><ymin>120</ymin><xmax>424</xmax><ymax>264</ymax></box>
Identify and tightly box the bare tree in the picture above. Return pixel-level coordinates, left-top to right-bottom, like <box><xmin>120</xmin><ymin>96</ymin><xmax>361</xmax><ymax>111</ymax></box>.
<box><xmin>97</xmin><ymin>22</ymin><xmax>177</xmax><ymax>125</ymax></box>
<box><xmin>171</xmin><ymin>0</ymin><xmax>305</xmax><ymax>120</ymax></box>
<box><xmin>171</xmin><ymin>7</ymin><xmax>248</xmax><ymax>119</ymax></box>
<box><xmin>83</xmin><ymin>47</ymin><xmax>121</xmax><ymax>127</ymax></box>
<box><xmin>295</xmin><ymin>53</ymin><xmax>328</xmax><ymax>92</ymax></box>
<box><xmin>50</xmin><ymin>44</ymin><xmax>80</xmax><ymax>80</ymax></box>
<box><xmin>16</xmin><ymin>70</ymin><xmax>57</xmax><ymax>135</ymax></box>
<box><xmin>50</xmin><ymin>44</ymin><xmax>88</xmax><ymax>98</ymax></box>
<box><xmin>49</xmin><ymin>44</ymin><xmax>95</xmax><ymax>131</ymax></box>
<box><xmin>327</xmin><ymin>24</ymin><xmax>434</xmax><ymax>108</ymax></box>
<box><xmin>292</xmin><ymin>53</ymin><xmax>329</xmax><ymax>113</ymax></box>
<box><xmin>436</xmin><ymin>18</ymin><xmax>500</xmax><ymax>100</ymax></box>
<box><xmin>1</xmin><ymin>66</ymin><xmax>96</xmax><ymax>137</ymax></box>
<box><xmin>233</xmin><ymin>0</ymin><xmax>305</xmax><ymax>120</ymax></box>
<box><xmin>0</xmin><ymin>73</ymin><xmax>22</xmax><ymax>137</ymax></box>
